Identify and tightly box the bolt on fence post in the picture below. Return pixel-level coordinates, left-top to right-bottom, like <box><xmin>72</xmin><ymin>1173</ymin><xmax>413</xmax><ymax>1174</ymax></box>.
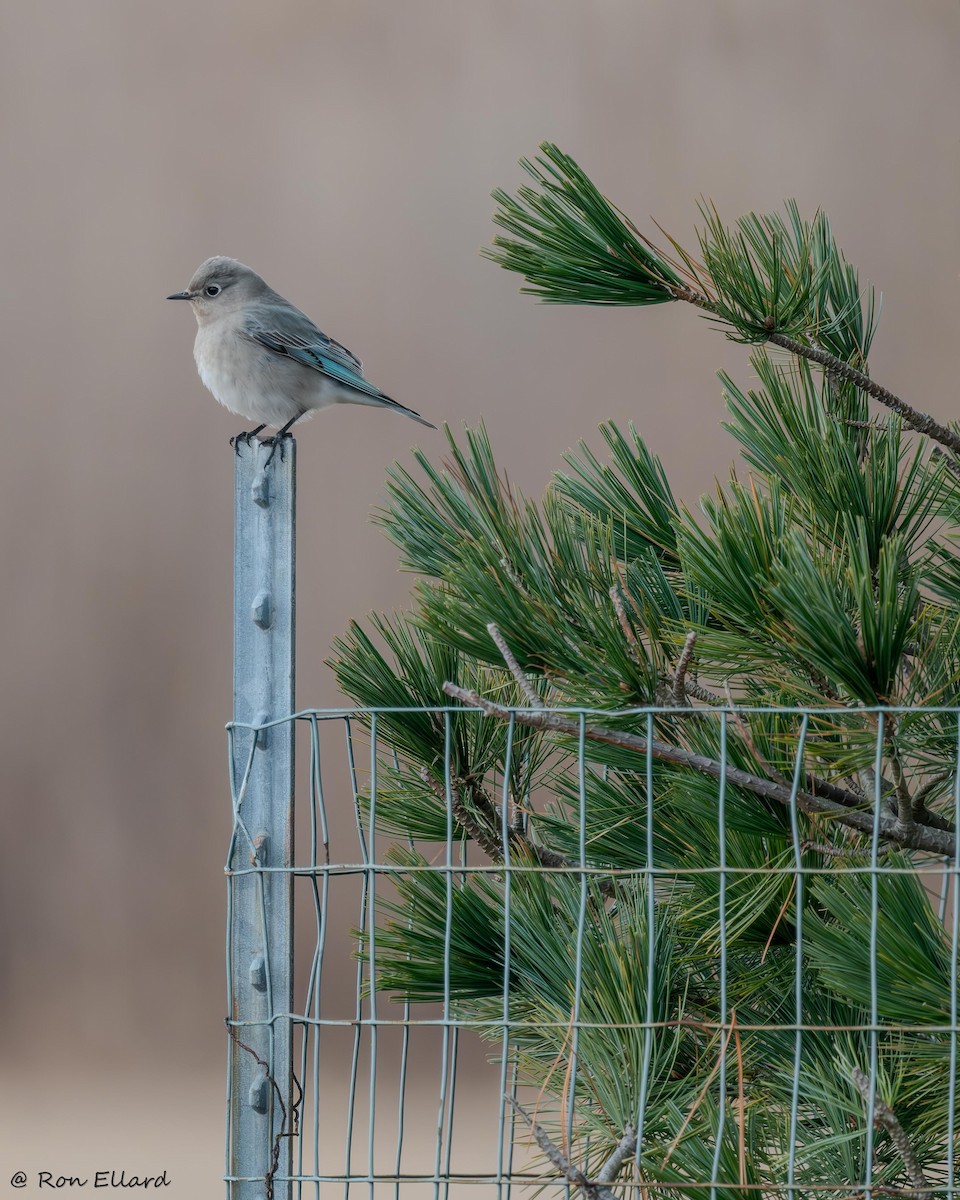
<box><xmin>227</xmin><ymin>438</ymin><xmax>296</xmax><ymax>1200</ymax></box>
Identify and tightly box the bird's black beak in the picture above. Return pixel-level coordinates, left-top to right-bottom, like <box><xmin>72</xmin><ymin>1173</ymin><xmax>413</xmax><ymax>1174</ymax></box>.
<box><xmin>166</xmin><ymin>290</ymin><xmax>192</xmax><ymax>300</ymax></box>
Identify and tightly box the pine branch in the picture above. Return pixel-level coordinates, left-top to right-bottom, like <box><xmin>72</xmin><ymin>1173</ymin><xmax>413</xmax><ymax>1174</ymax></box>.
<box><xmin>441</xmin><ymin>683</ymin><xmax>957</xmax><ymax>858</ymax></box>
<box><xmin>768</xmin><ymin>332</ymin><xmax>960</xmax><ymax>456</ymax></box>
<box><xmin>665</xmin><ymin>281</ymin><xmax>960</xmax><ymax>458</ymax></box>
<box><xmin>490</xmin><ymin>146</ymin><xmax>960</xmax><ymax>459</ymax></box>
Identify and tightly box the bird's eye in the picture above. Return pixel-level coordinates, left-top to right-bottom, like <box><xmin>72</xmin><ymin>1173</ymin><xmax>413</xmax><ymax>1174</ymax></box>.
<box><xmin>205</xmin><ymin>284</ymin><xmax>221</xmax><ymax>297</ymax></box>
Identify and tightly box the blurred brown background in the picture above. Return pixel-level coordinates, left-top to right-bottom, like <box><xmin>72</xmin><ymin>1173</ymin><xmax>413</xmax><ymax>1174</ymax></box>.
<box><xmin>1</xmin><ymin>1</ymin><xmax>958</xmax><ymax>1195</ymax></box>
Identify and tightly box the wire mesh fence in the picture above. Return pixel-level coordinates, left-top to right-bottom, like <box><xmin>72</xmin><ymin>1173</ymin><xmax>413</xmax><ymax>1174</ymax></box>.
<box><xmin>225</xmin><ymin>703</ymin><xmax>959</xmax><ymax>1200</ymax></box>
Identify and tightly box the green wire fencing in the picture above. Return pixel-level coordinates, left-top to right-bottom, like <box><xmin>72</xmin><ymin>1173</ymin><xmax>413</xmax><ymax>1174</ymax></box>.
<box><xmin>225</xmin><ymin>702</ymin><xmax>959</xmax><ymax>1200</ymax></box>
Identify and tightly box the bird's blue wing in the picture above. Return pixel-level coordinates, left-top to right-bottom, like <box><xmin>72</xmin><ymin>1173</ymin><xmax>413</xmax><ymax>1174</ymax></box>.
<box><xmin>242</xmin><ymin>300</ymin><xmax>437</xmax><ymax>429</ymax></box>
<box><xmin>243</xmin><ymin>304</ymin><xmax>386</xmax><ymax>400</ymax></box>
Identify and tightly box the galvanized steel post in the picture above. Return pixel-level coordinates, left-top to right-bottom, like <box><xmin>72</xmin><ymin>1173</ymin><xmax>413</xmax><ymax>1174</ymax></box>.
<box><xmin>227</xmin><ymin>438</ymin><xmax>295</xmax><ymax>1200</ymax></box>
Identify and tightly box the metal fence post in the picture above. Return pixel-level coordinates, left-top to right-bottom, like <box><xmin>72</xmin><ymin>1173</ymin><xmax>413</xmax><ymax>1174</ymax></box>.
<box><xmin>227</xmin><ymin>438</ymin><xmax>296</xmax><ymax>1200</ymax></box>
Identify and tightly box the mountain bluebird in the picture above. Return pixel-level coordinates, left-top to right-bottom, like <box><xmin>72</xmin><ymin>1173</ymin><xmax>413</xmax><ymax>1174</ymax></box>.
<box><xmin>167</xmin><ymin>256</ymin><xmax>435</xmax><ymax>459</ymax></box>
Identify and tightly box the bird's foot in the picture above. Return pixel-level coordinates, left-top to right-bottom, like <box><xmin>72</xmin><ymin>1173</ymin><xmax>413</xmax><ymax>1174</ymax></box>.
<box><xmin>262</xmin><ymin>431</ymin><xmax>293</xmax><ymax>468</ymax></box>
<box><xmin>230</xmin><ymin>425</ymin><xmax>267</xmax><ymax>454</ymax></box>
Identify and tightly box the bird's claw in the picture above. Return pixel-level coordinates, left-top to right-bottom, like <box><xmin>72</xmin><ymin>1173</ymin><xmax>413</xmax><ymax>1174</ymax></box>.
<box><xmin>229</xmin><ymin>426</ymin><xmax>268</xmax><ymax>455</ymax></box>
<box><xmin>262</xmin><ymin>432</ymin><xmax>293</xmax><ymax>468</ymax></box>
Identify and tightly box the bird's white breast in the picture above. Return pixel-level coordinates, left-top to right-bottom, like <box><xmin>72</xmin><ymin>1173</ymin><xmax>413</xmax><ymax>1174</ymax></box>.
<box><xmin>193</xmin><ymin>319</ymin><xmax>338</xmax><ymax>428</ymax></box>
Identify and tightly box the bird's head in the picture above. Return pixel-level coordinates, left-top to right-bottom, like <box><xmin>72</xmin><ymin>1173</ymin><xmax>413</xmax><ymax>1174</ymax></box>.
<box><xmin>167</xmin><ymin>256</ymin><xmax>268</xmax><ymax>323</ymax></box>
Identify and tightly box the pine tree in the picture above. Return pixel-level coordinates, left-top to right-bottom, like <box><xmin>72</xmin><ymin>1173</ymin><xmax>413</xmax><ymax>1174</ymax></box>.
<box><xmin>331</xmin><ymin>144</ymin><xmax>959</xmax><ymax>1199</ymax></box>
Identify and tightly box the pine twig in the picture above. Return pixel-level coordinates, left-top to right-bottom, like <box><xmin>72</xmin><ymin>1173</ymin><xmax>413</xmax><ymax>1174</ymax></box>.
<box><xmin>420</xmin><ymin>767</ymin><xmax>614</xmax><ymax>895</ymax></box>
<box><xmin>724</xmin><ymin>687</ymin><xmax>791</xmax><ymax>791</ymax></box>
<box><xmin>507</xmin><ymin>1098</ymin><xmax>635</xmax><ymax>1200</ymax></box>
<box><xmin>724</xmin><ymin>688</ymin><xmax>865</xmax><ymax>814</ymax></box>
<box><xmin>843</xmin><ymin>419</ymin><xmax>893</xmax><ymax>433</ymax></box>
<box><xmin>929</xmin><ymin>446</ymin><xmax>960</xmax><ymax>484</ymax></box>
<box><xmin>609</xmin><ymin>584</ymin><xmax>641</xmax><ymax>663</ymax></box>
<box><xmin>419</xmin><ymin>767</ymin><xmax>503</xmax><ymax>860</ymax></box>
<box><xmin>888</xmin><ymin>752</ymin><xmax>915</xmax><ymax>830</ymax></box>
<box><xmin>594</xmin><ymin>1125</ymin><xmax>639</xmax><ymax>1184</ymax></box>
<box><xmin>672</xmin><ymin>631</ymin><xmax>697</xmax><ymax>706</ymax></box>
<box><xmin>801</xmin><ymin>840</ymin><xmax>874</xmax><ymax>861</ymax></box>
<box><xmin>609</xmin><ymin>581</ymin><xmax>656</xmax><ymax>675</ymax></box>
<box><xmin>911</xmin><ymin>771</ymin><xmax>950</xmax><ymax>827</ymax></box>
<box><xmin>488</xmin><ymin>622</ymin><xmax>542</xmax><ymax>708</ymax></box>
<box><xmin>850</xmin><ymin>1067</ymin><xmax>929</xmax><ymax>1196</ymax></box>
<box><xmin>684</xmin><ymin>678</ymin><xmax>724</xmax><ymax>705</ymax></box>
